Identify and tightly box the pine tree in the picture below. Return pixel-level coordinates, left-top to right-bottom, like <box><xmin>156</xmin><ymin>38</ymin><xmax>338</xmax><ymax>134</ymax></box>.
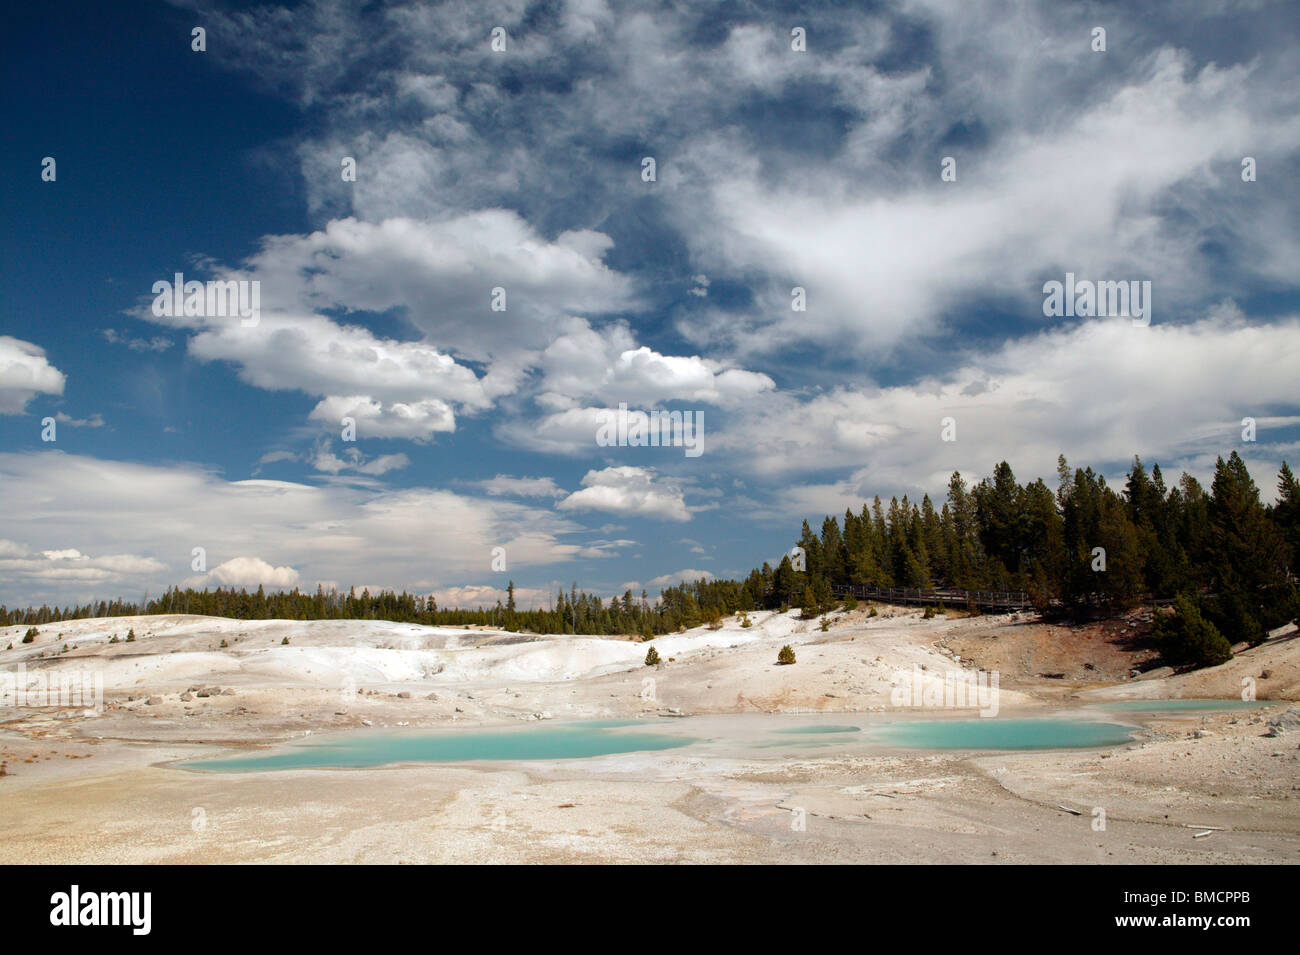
<box><xmin>772</xmin><ymin>555</ymin><xmax>798</xmax><ymax>607</ymax></box>
<box><xmin>1153</xmin><ymin>594</ymin><xmax>1232</xmax><ymax>668</ymax></box>
<box><xmin>1270</xmin><ymin>462</ymin><xmax>1300</xmax><ymax>572</ymax></box>
<box><xmin>799</xmin><ymin>585</ymin><xmax>818</xmax><ymax>619</ymax></box>
<box><xmin>1204</xmin><ymin>453</ymin><xmax>1297</xmax><ymax>643</ymax></box>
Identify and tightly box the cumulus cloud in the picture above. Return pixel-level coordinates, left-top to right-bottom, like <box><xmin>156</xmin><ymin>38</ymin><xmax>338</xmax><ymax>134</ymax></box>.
<box><xmin>428</xmin><ymin>583</ymin><xmax>553</xmax><ymax>611</ymax></box>
<box><xmin>137</xmin><ymin>213</ymin><xmax>649</xmax><ymax>439</ymax></box>
<box><xmin>0</xmin><ymin>336</ymin><xmax>65</xmax><ymax>414</ymax></box>
<box><xmin>558</xmin><ymin>466</ymin><xmax>691</xmax><ymax>522</ymax></box>
<box><xmin>183</xmin><ymin>311</ymin><xmax>488</xmax><ymax>416</ymax></box>
<box><xmin>0</xmin><ymin>451</ymin><xmax>592</xmax><ymax>605</ymax></box>
<box><xmin>537</xmin><ymin>317</ymin><xmax>774</xmax><ymax>408</ymax></box>
<box><xmin>210</xmin><ymin>213</ymin><xmax>635</xmax><ymax>365</ymax></box>
<box><xmin>132</xmin><ymin>1</ymin><xmax>1300</xmax><ymax>494</ymax></box>
<box><xmin>308</xmin><ymin>394</ymin><xmax>456</xmax><ymax>440</ymax></box>
<box><xmin>496</xmin><ymin>403</ymin><xmax>711</xmax><ymax>457</ymax></box>
<box><xmin>494</xmin><ymin>406</ymin><xmax>613</xmax><ymax>456</ymax></box>
<box><xmin>199</xmin><ymin>0</ymin><xmax>1300</xmax><ymax>364</ymax></box>
<box><xmin>209</xmin><ymin>556</ymin><xmax>301</xmax><ymax>589</ymax></box>
<box><xmin>0</xmin><ymin>539</ymin><xmax>167</xmax><ymax>592</ymax></box>
<box><xmin>647</xmin><ymin>569</ymin><xmax>715</xmax><ymax>589</ymax></box>
<box><xmin>718</xmin><ymin>307</ymin><xmax>1300</xmax><ymax>505</ymax></box>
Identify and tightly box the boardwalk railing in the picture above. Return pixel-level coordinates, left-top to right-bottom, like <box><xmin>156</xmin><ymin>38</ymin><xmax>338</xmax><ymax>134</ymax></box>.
<box><xmin>831</xmin><ymin>583</ymin><xmax>1033</xmax><ymax>612</ymax></box>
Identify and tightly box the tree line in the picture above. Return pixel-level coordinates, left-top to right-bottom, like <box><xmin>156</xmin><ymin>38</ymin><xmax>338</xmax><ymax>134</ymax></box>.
<box><xmin>736</xmin><ymin>452</ymin><xmax>1299</xmax><ymax>664</ymax></box>
<box><xmin>4</xmin><ymin>453</ymin><xmax>1297</xmax><ymax>664</ymax></box>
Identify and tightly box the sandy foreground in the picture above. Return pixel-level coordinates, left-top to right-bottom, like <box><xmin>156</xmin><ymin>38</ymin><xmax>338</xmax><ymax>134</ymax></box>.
<box><xmin>1</xmin><ymin>607</ymin><xmax>1297</xmax><ymax>864</ymax></box>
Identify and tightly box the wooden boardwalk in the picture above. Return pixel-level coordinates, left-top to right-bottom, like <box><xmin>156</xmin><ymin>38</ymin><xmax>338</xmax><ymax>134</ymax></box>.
<box><xmin>831</xmin><ymin>583</ymin><xmax>1033</xmax><ymax>612</ymax></box>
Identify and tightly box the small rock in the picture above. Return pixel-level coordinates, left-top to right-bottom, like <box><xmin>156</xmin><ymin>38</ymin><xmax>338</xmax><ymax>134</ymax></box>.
<box><xmin>179</xmin><ymin>692</ymin><xmax>194</xmax><ymax>702</ymax></box>
<box><xmin>397</xmin><ymin>691</ymin><xmax>411</xmax><ymax>699</ymax></box>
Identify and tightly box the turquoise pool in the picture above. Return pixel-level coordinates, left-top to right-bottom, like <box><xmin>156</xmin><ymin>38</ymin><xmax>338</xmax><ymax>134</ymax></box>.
<box><xmin>184</xmin><ymin>719</ymin><xmax>692</xmax><ymax>771</ymax></box>
<box><xmin>867</xmin><ymin>717</ymin><xmax>1137</xmax><ymax>750</ymax></box>
<box><xmin>182</xmin><ymin>710</ymin><xmax>1154</xmax><ymax>772</ymax></box>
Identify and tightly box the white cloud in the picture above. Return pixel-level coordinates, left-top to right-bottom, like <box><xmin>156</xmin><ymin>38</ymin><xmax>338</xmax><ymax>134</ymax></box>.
<box><xmin>557</xmin><ymin>466</ymin><xmax>691</xmax><ymax>522</ymax></box>
<box><xmin>184</xmin><ymin>311</ymin><xmax>488</xmax><ymax>415</ymax></box>
<box><xmin>496</xmin><ymin>402</ymin><xmax>711</xmax><ymax>457</ymax></box>
<box><xmin>209</xmin><ymin>556</ymin><xmax>301</xmax><ymax>589</ymax></box>
<box><xmin>0</xmin><ymin>540</ymin><xmax>167</xmax><ymax>591</ymax></box>
<box><xmin>680</xmin><ymin>48</ymin><xmax>1299</xmax><ymax>356</ymax></box>
<box><xmin>0</xmin><ymin>451</ymin><xmax>592</xmax><ymax>606</ymax></box>
<box><xmin>720</xmin><ymin>307</ymin><xmax>1300</xmax><ymax>504</ymax></box>
<box><xmin>256</xmin><ymin>450</ymin><xmax>299</xmax><ymax>466</ymax></box>
<box><xmin>0</xmin><ymin>337</ymin><xmax>65</xmax><ymax>414</ymax></box>
<box><xmin>573</xmin><ymin>538</ymin><xmax>637</xmax><ymax>558</ymax></box>
<box><xmin>479</xmin><ymin>475</ymin><xmax>565</xmax><ymax>498</ymax></box>
<box><xmin>647</xmin><ymin>568</ymin><xmax>714</xmax><ymax>589</ymax></box>
<box><xmin>311</xmin><ymin>444</ymin><xmax>410</xmax><ymax>476</ymax></box>
<box><xmin>225</xmin><ymin>213</ymin><xmax>635</xmax><ymax>365</ymax></box>
<box><xmin>102</xmin><ymin>328</ymin><xmax>173</xmax><ymax>352</ymax></box>
<box><xmin>42</xmin><ymin>548</ymin><xmax>84</xmax><ymax>561</ymax></box>
<box><xmin>137</xmin><ymin>212</ymin><xmax>643</xmax><ymax>440</ymax></box>
<box><xmin>428</xmin><ymin>583</ymin><xmax>553</xmax><ymax>611</ymax></box>
<box><xmin>199</xmin><ymin>0</ymin><xmax>1300</xmax><ymax>372</ymax></box>
<box><xmin>54</xmin><ymin>412</ymin><xmax>104</xmax><ymax>428</ymax></box>
<box><xmin>537</xmin><ymin>317</ymin><xmax>774</xmax><ymax>408</ymax></box>
<box><xmin>308</xmin><ymin>394</ymin><xmax>456</xmax><ymax>440</ymax></box>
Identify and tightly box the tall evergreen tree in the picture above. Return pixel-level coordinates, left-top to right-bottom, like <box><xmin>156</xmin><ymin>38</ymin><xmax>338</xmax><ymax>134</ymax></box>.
<box><xmin>1204</xmin><ymin>453</ymin><xmax>1298</xmax><ymax>643</ymax></box>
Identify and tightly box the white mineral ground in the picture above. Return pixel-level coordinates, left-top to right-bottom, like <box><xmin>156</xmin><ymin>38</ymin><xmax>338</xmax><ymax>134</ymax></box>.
<box><xmin>0</xmin><ymin>606</ymin><xmax>1296</xmax><ymax>863</ymax></box>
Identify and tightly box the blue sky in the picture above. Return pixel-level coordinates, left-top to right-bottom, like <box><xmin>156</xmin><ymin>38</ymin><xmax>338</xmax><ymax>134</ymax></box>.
<box><xmin>2</xmin><ymin>0</ymin><xmax>1299</xmax><ymax>609</ymax></box>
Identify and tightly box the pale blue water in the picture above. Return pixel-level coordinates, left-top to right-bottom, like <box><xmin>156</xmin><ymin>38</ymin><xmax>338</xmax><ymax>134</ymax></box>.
<box><xmin>185</xmin><ymin>720</ymin><xmax>691</xmax><ymax>772</ymax></box>
<box><xmin>1095</xmin><ymin>699</ymin><xmax>1276</xmax><ymax>712</ymax></box>
<box><xmin>867</xmin><ymin>718</ymin><xmax>1137</xmax><ymax>750</ymax></box>
<box><xmin>774</xmin><ymin>724</ymin><xmax>861</xmax><ymax>735</ymax></box>
<box><xmin>185</xmin><ymin>714</ymin><xmax>1144</xmax><ymax>772</ymax></box>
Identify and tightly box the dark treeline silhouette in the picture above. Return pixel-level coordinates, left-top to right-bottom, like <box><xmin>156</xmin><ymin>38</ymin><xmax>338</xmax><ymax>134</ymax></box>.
<box><xmin>5</xmin><ymin>453</ymin><xmax>1298</xmax><ymax>663</ymax></box>
<box><xmin>736</xmin><ymin>452</ymin><xmax>1299</xmax><ymax>665</ymax></box>
<box><xmin>2</xmin><ymin>580</ymin><xmax>685</xmax><ymax>638</ymax></box>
